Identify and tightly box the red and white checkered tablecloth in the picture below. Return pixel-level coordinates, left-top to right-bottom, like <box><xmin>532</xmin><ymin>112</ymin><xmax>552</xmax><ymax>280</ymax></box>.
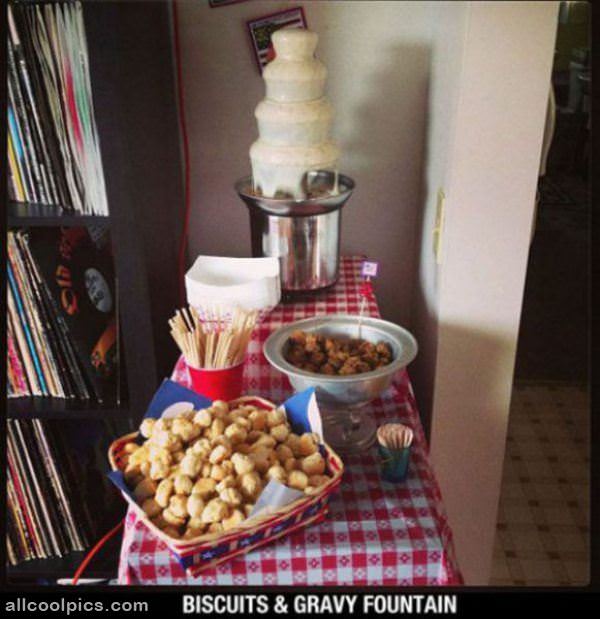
<box><xmin>117</xmin><ymin>257</ymin><xmax>462</xmax><ymax>585</ymax></box>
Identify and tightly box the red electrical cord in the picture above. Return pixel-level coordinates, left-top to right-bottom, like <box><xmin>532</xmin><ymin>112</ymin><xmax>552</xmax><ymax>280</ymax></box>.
<box><xmin>172</xmin><ymin>0</ymin><xmax>192</xmax><ymax>305</ymax></box>
<box><xmin>71</xmin><ymin>519</ymin><xmax>124</xmax><ymax>585</ymax></box>
<box><xmin>71</xmin><ymin>1</ymin><xmax>191</xmax><ymax>585</ymax></box>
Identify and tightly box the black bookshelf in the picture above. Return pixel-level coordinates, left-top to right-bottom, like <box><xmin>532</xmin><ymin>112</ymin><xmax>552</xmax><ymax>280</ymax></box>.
<box><xmin>5</xmin><ymin>415</ymin><xmax>132</xmax><ymax>583</ymax></box>
<box><xmin>7</xmin><ymin>396</ymin><xmax>127</xmax><ymax>420</ymax></box>
<box><xmin>6</xmin><ymin>1</ymin><xmax>183</xmax><ymax>422</ymax></box>
<box><xmin>8</xmin><ymin>201</ymin><xmax>111</xmax><ymax>228</ymax></box>
<box><xmin>8</xmin><ymin>552</ymin><xmax>113</xmax><ymax>582</ymax></box>
<box><xmin>5</xmin><ymin>0</ymin><xmax>184</xmax><ymax>583</ymax></box>
<box><xmin>7</xmin><ymin>528</ymin><xmax>124</xmax><ymax>583</ymax></box>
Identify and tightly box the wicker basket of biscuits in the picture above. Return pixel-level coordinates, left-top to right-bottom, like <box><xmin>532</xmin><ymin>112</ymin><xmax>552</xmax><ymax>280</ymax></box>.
<box><xmin>108</xmin><ymin>380</ymin><xmax>343</xmax><ymax>575</ymax></box>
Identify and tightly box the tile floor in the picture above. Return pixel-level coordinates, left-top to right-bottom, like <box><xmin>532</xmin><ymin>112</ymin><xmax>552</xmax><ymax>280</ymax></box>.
<box><xmin>490</xmin><ymin>381</ymin><xmax>590</xmax><ymax>586</ymax></box>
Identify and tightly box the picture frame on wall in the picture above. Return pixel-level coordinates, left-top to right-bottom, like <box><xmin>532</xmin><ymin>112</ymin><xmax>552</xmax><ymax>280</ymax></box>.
<box><xmin>247</xmin><ymin>7</ymin><xmax>307</xmax><ymax>72</ymax></box>
<box><xmin>209</xmin><ymin>0</ymin><xmax>249</xmax><ymax>7</ymax></box>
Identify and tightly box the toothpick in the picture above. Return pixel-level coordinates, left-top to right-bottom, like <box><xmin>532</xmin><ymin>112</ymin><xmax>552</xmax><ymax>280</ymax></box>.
<box><xmin>169</xmin><ymin>306</ymin><xmax>258</xmax><ymax>370</ymax></box>
<box><xmin>358</xmin><ymin>276</ymin><xmax>369</xmax><ymax>340</ymax></box>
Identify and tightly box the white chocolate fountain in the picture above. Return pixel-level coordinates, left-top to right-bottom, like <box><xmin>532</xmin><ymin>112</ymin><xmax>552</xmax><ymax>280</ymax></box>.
<box><xmin>250</xmin><ymin>29</ymin><xmax>340</xmax><ymax>199</ymax></box>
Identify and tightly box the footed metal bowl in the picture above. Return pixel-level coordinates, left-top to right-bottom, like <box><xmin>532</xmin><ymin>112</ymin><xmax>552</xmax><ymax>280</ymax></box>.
<box><xmin>263</xmin><ymin>315</ymin><xmax>418</xmax><ymax>454</ymax></box>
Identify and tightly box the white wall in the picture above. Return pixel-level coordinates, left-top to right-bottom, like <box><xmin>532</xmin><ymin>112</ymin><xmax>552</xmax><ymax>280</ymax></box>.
<box><xmin>417</xmin><ymin>1</ymin><xmax>559</xmax><ymax>584</ymax></box>
<box><xmin>177</xmin><ymin>0</ymin><xmax>434</xmax><ymax>324</ymax></box>
<box><xmin>410</xmin><ymin>2</ymin><xmax>470</xmax><ymax>434</ymax></box>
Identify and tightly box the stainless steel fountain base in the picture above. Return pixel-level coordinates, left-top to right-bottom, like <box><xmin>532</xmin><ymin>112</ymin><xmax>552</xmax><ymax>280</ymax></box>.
<box><xmin>235</xmin><ymin>171</ymin><xmax>355</xmax><ymax>293</ymax></box>
<box><xmin>252</xmin><ymin>209</ymin><xmax>341</xmax><ymax>292</ymax></box>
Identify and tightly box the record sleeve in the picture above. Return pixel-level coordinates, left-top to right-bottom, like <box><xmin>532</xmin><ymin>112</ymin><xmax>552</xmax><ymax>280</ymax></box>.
<box><xmin>8</xmin><ymin>73</ymin><xmax>37</xmax><ymax>200</ymax></box>
<box><xmin>19</xmin><ymin>230</ymin><xmax>92</xmax><ymax>400</ymax></box>
<box><xmin>15</xmin><ymin>231</ymin><xmax>74</xmax><ymax>399</ymax></box>
<box><xmin>16</xmin><ymin>2</ymin><xmax>70</xmax><ymax>207</ymax></box>
<box><xmin>9</xmin><ymin>421</ymin><xmax>66</xmax><ymax>557</ymax></box>
<box><xmin>7</xmin><ymin>17</ymin><xmax>51</xmax><ymax>204</ymax></box>
<box><xmin>7</xmin><ymin>43</ymin><xmax>45</xmax><ymax>203</ymax></box>
<box><xmin>8</xmin><ymin>103</ymin><xmax>33</xmax><ymax>201</ymax></box>
<box><xmin>32</xmin><ymin>420</ymin><xmax>88</xmax><ymax>550</ymax></box>
<box><xmin>6</xmin><ymin>523</ymin><xmax>20</xmax><ymax>565</ymax></box>
<box><xmin>27</xmin><ymin>227</ymin><xmax>118</xmax><ymax>403</ymax></box>
<box><xmin>8</xmin><ymin>233</ymin><xmax>58</xmax><ymax>396</ymax></box>
<box><xmin>7</xmin><ymin>287</ymin><xmax>40</xmax><ymax>396</ymax></box>
<box><xmin>48</xmin><ymin>420</ymin><xmax>98</xmax><ymax>542</ymax></box>
<box><xmin>7</xmin><ymin>318</ymin><xmax>29</xmax><ymax>397</ymax></box>
<box><xmin>7</xmin><ymin>261</ymin><xmax>48</xmax><ymax>395</ymax></box>
<box><xmin>7</xmin><ymin>477</ymin><xmax>34</xmax><ymax>561</ymax></box>
<box><xmin>32</xmin><ymin>3</ymin><xmax>80</xmax><ymax>210</ymax></box>
<box><xmin>10</xmin><ymin>232</ymin><xmax>65</xmax><ymax>397</ymax></box>
<box><xmin>15</xmin><ymin>420</ymin><xmax>72</xmax><ymax>553</ymax></box>
<box><xmin>8</xmin><ymin>4</ymin><xmax>58</xmax><ymax>204</ymax></box>
<box><xmin>7</xmin><ymin>431</ymin><xmax>49</xmax><ymax>558</ymax></box>
<box><xmin>7</xmin><ymin>132</ymin><xmax>26</xmax><ymax>202</ymax></box>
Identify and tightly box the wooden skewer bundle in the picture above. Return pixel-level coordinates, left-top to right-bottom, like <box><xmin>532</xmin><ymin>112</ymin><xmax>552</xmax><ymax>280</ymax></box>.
<box><xmin>377</xmin><ymin>423</ymin><xmax>413</xmax><ymax>449</ymax></box>
<box><xmin>169</xmin><ymin>306</ymin><xmax>257</xmax><ymax>369</ymax></box>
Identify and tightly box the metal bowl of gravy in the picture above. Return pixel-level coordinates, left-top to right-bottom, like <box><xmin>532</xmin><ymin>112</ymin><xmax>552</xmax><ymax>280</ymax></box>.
<box><xmin>264</xmin><ymin>314</ymin><xmax>418</xmax><ymax>453</ymax></box>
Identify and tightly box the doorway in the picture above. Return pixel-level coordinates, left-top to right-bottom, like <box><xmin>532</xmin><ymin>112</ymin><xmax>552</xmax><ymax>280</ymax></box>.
<box><xmin>491</xmin><ymin>1</ymin><xmax>590</xmax><ymax>586</ymax></box>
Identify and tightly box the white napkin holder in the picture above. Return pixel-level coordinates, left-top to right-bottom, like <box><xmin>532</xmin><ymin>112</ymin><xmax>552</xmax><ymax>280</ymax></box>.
<box><xmin>185</xmin><ymin>256</ymin><xmax>281</xmax><ymax>315</ymax></box>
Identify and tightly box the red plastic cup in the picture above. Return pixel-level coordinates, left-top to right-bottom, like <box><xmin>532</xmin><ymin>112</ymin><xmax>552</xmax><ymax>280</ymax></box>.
<box><xmin>187</xmin><ymin>361</ymin><xmax>245</xmax><ymax>402</ymax></box>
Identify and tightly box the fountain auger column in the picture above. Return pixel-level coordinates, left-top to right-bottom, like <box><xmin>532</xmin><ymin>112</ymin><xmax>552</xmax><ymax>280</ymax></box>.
<box><xmin>236</xmin><ymin>28</ymin><xmax>355</xmax><ymax>294</ymax></box>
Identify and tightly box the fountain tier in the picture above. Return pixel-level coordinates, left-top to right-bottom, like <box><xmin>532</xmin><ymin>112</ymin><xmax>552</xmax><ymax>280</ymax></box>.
<box><xmin>250</xmin><ymin>29</ymin><xmax>339</xmax><ymax>199</ymax></box>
